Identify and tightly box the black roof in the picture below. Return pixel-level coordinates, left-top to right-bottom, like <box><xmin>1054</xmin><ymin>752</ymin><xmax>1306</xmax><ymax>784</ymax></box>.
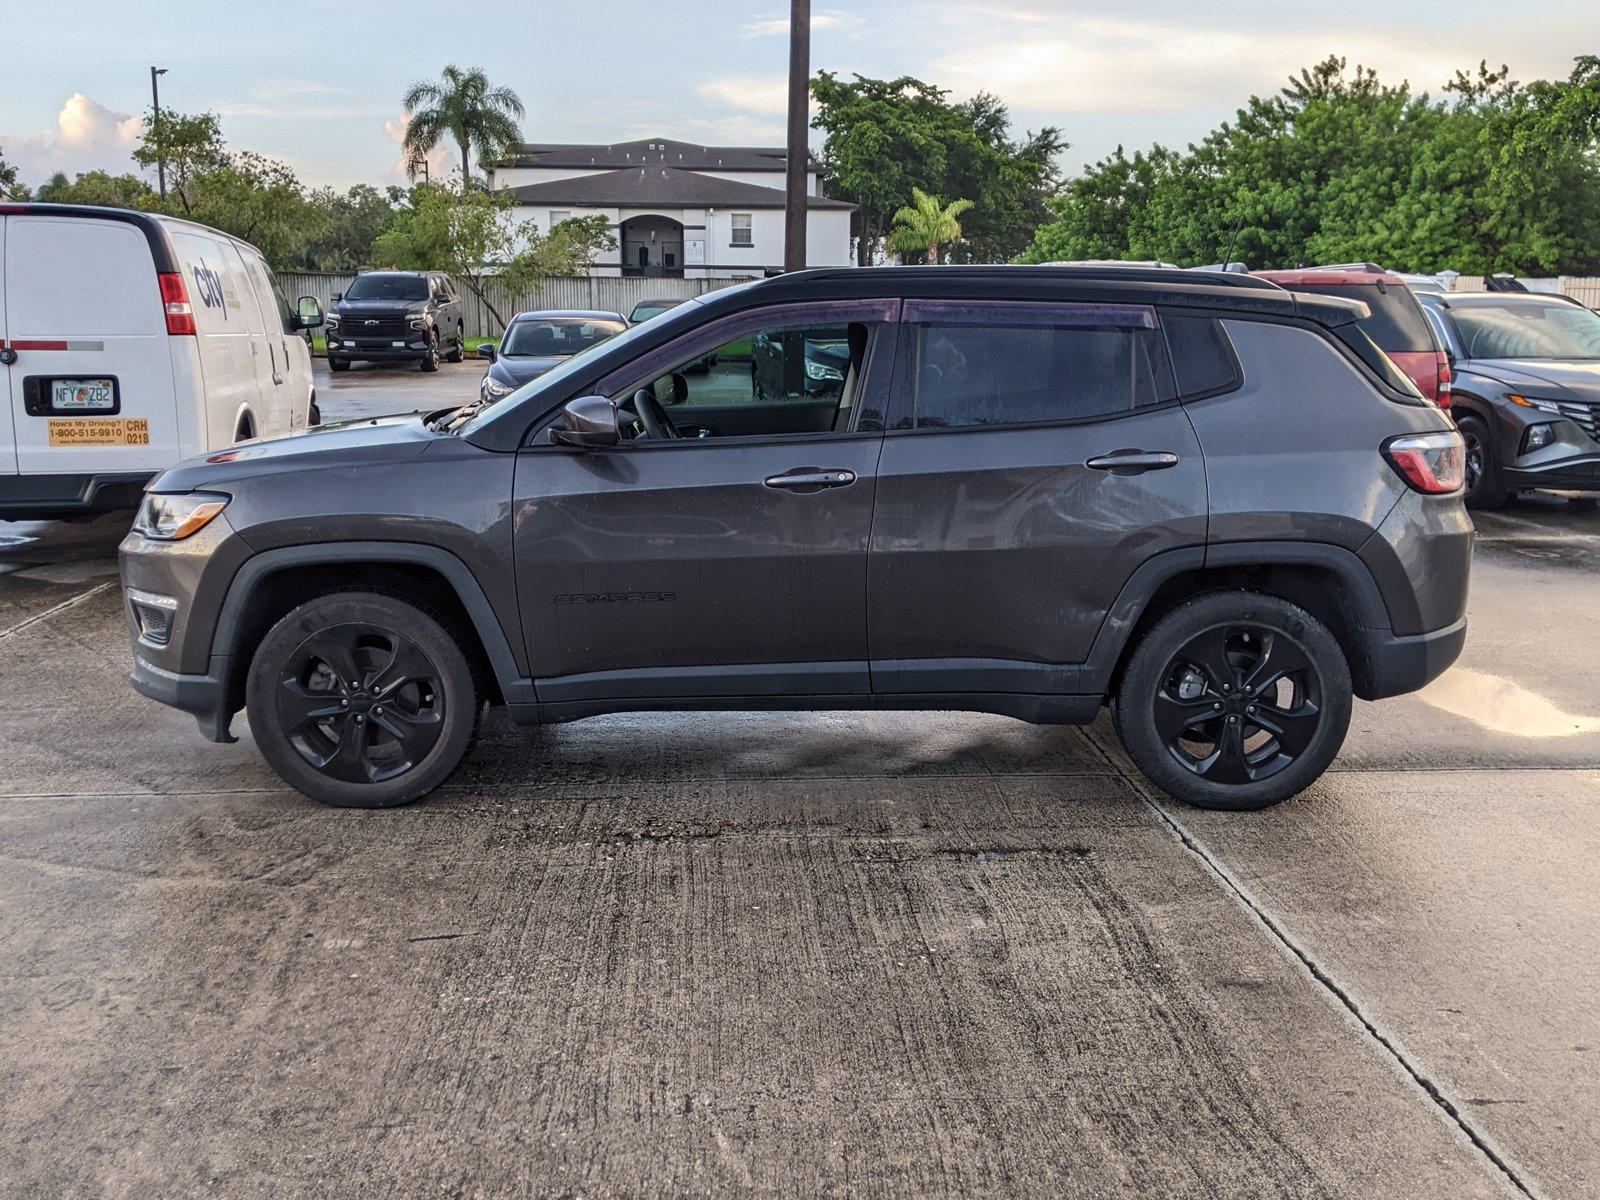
<box><xmin>493</xmin><ymin>137</ymin><xmax>816</xmax><ymax>172</ymax></box>
<box><xmin>506</xmin><ymin>166</ymin><xmax>852</xmax><ymax>210</ymax></box>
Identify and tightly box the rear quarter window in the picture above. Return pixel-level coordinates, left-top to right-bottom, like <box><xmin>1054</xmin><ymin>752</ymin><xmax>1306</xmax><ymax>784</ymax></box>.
<box><xmin>1159</xmin><ymin>313</ymin><xmax>1240</xmax><ymax>397</ymax></box>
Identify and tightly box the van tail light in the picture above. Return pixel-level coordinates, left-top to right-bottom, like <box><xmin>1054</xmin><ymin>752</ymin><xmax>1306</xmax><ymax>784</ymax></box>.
<box><xmin>1383</xmin><ymin>431</ymin><xmax>1465</xmax><ymax>494</ymax></box>
<box><xmin>1436</xmin><ymin>352</ymin><xmax>1452</xmax><ymax>407</ymax></box>
<box><xmin>158</xmin><ymin>271</ymin><xmax>196</xmax><ymax>335</ymax></box>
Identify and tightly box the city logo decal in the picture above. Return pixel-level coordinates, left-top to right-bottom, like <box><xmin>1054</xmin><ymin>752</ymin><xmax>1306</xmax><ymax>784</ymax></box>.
<box><xmin>191</xmin><ymin>259</ymin><xmax>228</xmax><ymax>322</ymax></box>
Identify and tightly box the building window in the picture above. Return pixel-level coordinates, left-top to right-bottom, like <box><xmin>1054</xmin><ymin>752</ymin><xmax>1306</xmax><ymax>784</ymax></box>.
<box><xmin>731</xmin><ymin>213</ymin><xmax>753</xmax><ymax>247</ymax></box>
<box><xmin>549</xmin><ymin>210</ymin><xmax>572</xmax><ymax>227</ymax></box>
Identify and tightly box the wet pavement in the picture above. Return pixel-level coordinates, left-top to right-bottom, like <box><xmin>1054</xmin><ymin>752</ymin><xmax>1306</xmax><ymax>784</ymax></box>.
<box><xmin>1</xmin><ymin>386</ymin><xmax>1597</xmax><ymax>1196</ymax></box>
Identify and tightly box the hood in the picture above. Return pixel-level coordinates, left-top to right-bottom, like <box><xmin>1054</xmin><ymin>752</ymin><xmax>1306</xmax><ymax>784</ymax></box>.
<box><xmin>1465</xmin><ymin>358</ymin><xmax>1600</xmax><ymax>399</ymax></box>
<box><xmin>491</xmin><ymin>355</ymin><xmax>568</xmax><ymax>386</ymax></box>
<box><xmin>333</xmin><ymin>297</ymin><xmax>430</xmax><ymax>316</ymax></box>
<box><xmin>149</xmin><ymin>413</ymin><xmax>440</xmax><ymax>493</ymax></box>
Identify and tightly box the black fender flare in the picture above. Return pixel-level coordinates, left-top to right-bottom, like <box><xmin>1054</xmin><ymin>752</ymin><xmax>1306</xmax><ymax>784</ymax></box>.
<box><xmin>211</xmin><ymin>541</ymin><xmax>533</xmax><ymax>705</ymax></box>
<box><xmin>1081</xmin><ymin>541</ymin><xmax>1393</xmax><ymax>694</ymax></box>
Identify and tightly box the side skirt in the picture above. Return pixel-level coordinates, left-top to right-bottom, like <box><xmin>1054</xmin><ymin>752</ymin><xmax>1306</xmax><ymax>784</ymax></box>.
<box><xmin>508</xmin><ymin>692</ymin><xmax>1105</xmax><ymax>727</ymax></box>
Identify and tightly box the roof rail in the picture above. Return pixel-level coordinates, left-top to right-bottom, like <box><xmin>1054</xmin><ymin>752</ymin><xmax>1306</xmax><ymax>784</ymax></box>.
<box><xmin>1305</xmin><ymin>262</ymin><xmax>1389</xmax><ymax>274</ymax></box>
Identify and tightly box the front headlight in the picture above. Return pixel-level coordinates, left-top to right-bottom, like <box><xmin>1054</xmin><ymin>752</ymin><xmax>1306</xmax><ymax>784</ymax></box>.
<box><xmin>133</xmin><ymin>492</ymin><xmax>230</xmax><ymax>541</ymax></box>
<box><xmin>409</xmin><ymin>316</ymin><xmax>427</xmax><ymax>330</ymax></box>
<box><xmin>805</xmin><ymin>358</ymin><xmax>843</xmax><ymax>381</ymax></box>
<box><xmin>481</xmin><ymin>376</ymin><xmax>514</xmax><ymax>401</ymax></box>
<box><xmin>325</xmin><ymin>313</ymin><xmax>341</xmax><ymax>328</ymax></box>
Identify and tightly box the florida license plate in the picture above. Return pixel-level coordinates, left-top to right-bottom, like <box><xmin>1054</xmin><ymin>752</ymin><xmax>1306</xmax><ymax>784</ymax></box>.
<box><xmin>50</xmin><ymin>378</ymin><xmax>116</xmax><ymax>410</ymax></box>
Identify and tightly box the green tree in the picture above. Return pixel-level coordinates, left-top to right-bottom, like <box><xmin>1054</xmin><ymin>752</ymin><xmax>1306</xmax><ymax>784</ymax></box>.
<box><xmin>888</xmin><ymin>188</ymin><xmax>974</xmax><ymax>263</ymax></box>
<box><xmin>131</xmin><ymin>108</ymin><xmax>228</xmax><ymax>210</ymax></box>
<box><xmin>35</xmin><ymin>170</ymin><xmax>153</xmax><ymax>207</ymax></box>
<box><xmin>290</xmin><ymin>184</ymin><xmax>402</xmax><ymax>270</ymax></box>
<box><xmin>1020</xmin><ymin>55</ymin><xmax>1600</xmax><ymax>275</ymax></box>
<box><xmin>371</xmin><ymin>185</ymin><xmax>614</xmax><ymax>329</ymax></box>
<box><xmin>401</xmin><ymin>65</ymin><xmax>525</xmax><ymax>185</ymax></box>
<box><xmin>810</xmin><ymin>72</ymin><xmax>1063</xmax><ymax>265</ymax></box>
<box><xmin>0</xmin><ymin>147</ymin><xmax>25</xmax><ymax>199</ymax></box>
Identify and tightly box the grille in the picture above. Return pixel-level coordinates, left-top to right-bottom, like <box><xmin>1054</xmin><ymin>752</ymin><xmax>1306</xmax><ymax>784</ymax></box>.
<box><xmin>1546</xmin><ymin>398</ymin><xmax>1600</xmax><ymax>441</ymax></box>
<box><xmin>345</xmin><ymin>316</ymin><xmax>414</xmax><ymax>339</ymax></box>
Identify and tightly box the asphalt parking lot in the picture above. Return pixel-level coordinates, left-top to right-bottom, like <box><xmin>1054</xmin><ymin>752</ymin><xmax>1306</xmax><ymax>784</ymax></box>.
<box><xmin>1</xmin><ymin>363</ymin><xmax>1596</xmax><ymax>1197</ymax></box>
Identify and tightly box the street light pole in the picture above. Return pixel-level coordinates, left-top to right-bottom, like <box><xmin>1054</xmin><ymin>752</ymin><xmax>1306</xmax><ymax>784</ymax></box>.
<box><xmin>782</xmin><ymin>0</ymin><xmax>809</xmax><ymax>273</ymax></box>
<box><xmin>150</xmin><ymin>67</ymin><xmax>168</xmax><ymax>200</ymax></box>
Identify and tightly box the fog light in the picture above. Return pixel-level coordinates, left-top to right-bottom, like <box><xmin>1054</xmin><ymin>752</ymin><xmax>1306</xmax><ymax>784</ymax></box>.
<box><xmin>128</xmin><ymin>588</ymin><xmax>179</xmax><ymax>646</ymax></box>
<box><xmin>1522</xmin><ymin>423</ymin><xmax>1556</xmax><ymax>453</ymax></box>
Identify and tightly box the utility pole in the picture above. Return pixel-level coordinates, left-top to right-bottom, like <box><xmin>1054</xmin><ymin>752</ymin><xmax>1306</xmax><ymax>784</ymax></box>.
<box><xmin>782</xmin><ymin>0</ymin><xmax>809</xmax><ymax>273</ymax></box>
<box><xmin>150</xmin><ymin>67</ymin><xmax>168</xmax><ymax>200</ymax></box>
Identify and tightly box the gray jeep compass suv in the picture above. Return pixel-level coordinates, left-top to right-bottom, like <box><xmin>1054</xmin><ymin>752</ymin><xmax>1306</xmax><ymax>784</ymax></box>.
<box><xmin>119</xmin><ymin>266</ymin><xmax>1472</xmax><ymax>811</ymax></box>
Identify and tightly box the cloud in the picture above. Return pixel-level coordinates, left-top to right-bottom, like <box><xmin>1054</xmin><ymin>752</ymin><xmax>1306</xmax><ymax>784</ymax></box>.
<box><xmin>741</xmin><ymin>9</ymin><xmax>862</xmax><ymax>38</ymax></box>
<box><xmin>647</xmin><ymin>113</ymin><xmax>787</xmax><ymax>144</ymax></box>
<box><xmin>1</xmin><ymin>93</ymin><xmax>142</xmax><ymax>185</ymax></box>
<box><xmin>383</xmin><ymin>110</ymin><xmax>456</xmax><ymax>183</ymax></box>
<box><xmin>696</xmin><ymin>77</ymin><xmax>790</xmax><ymax>116</ymax></box>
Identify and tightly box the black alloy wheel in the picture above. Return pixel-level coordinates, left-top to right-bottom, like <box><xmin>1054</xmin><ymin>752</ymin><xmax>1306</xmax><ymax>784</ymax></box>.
<box><xmin>276</xmin><ymin>624</ymin><xmax>446</xmax><ymax>785</ymax></box>
<box><xmin>1152</xmin><ymin>623</ymin><xmax>1321</xmax><ymax>785</ymax></box>
<box><xmin>246</xmin><ymin>593</ymin><xmax>478</xmax><ymax>807</ymax></box>
<box><xmin>1456</xmin><ymin>414</ymin><xmax>1508</xmax><ymax>509</ymax></box>
<box><xmin>420</xmin><ymin>330</ymin><xmax>440</xmax><ymax>373</ymax></box>
<box><xmin>1113</xmin><ymin>591</ymin><xmax>1352</xmax><ymax>810</ymax></box>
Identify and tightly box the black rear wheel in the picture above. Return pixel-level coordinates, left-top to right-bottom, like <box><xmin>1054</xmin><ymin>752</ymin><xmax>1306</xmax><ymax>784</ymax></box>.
<box><xmin>246</xmin><ymin>593</ymin><xmax>478</xmax><ymax>807</ymax></box>
<box><xmin>444</xmin><ymin>324</ymin><xmax>465</xmax><ymax>363</ymax></box>
<box><xmin>1113</xmin><ymin>591</ymin><xmax>1351</xmax><ymax>810</ymax></box>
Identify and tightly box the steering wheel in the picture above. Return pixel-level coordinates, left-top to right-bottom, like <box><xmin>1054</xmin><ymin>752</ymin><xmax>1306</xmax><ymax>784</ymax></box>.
<box><xmin>630</xmin><ymin>387</ymin><xmax>681</xmax><ymax>440</ymax></box>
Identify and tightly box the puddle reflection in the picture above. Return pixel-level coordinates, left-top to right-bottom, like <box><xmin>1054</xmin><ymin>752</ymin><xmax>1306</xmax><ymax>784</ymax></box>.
<box><xmin>1417</xmin><ymin>668</ymin><xmax>1600</xmax><ymax>738</ymax></box>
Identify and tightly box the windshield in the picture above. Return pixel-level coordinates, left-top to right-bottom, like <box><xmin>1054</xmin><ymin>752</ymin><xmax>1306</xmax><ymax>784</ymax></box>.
<box><xmin>1285</xmin><ymin>282</ymin><xmax>1435</xmax><ymax>352</ymax></box>
<box><xmin>344</xmin><ymin>274</ymin><xmax>430</xmax><ymax>301</ymax></box>
<box><xmin>503</xmin><ymin>318</ymin><xmax>626</xmax><ymax>357</ymax></box>
<box><xmin>1449</xmin><ymin>301</ymin><xmax>1600</xmax><ymax>360</ymax></box>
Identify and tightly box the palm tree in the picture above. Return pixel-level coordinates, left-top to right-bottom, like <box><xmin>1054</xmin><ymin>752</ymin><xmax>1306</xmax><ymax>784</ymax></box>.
<box><xmin>401</xmin><ymin>65</ymin><xmax>525</xmax><ymax>186</ymax></box>
<box><xmin>888</xmin><ymin>189</ymin><xmax>975</xmax><ymax>264</ymax></box>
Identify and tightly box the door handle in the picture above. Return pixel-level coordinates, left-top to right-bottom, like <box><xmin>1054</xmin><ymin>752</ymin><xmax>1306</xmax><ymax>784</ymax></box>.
<box><xmin>1085</xmin><ymin>449</ymin><xmax>1180</xmax><ymax>475</ymax></box>
<box><xmin>764</xmin><ymin>468</ymin><xmax>857</xmax><ymax>490</ymax></box>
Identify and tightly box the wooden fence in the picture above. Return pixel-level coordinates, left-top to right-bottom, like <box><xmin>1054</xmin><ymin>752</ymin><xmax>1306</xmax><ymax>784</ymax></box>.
<box><xmin>276</xmin><ymin>272</ymin><xmax>750</xmax><ymax>337</ymax></box>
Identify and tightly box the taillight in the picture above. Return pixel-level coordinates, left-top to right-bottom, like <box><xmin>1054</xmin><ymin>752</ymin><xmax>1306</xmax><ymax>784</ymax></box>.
<box><xmin>158</xmin><ymin>271</ymin><xmax>196</xmax><ymax>335</ymax></box>
<box><xmin>1436</xmin><ymin>352</ymin><xmax>1452</xmax><ymax>407</ymax></box>
<box><xmin>1383</xmin><ymin>431</ymin><xmax>1465</xmax><ymax>494</ymax></box>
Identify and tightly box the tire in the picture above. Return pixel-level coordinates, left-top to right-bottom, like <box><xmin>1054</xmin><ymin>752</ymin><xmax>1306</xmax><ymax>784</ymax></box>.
<box><xmin>1112</xmin><ymin>591</ymin><xmax>1352</xmax><ymax>811</ymax></box>
<box><xmin>308</xmin><ymin>401</ymin><xmax>322</xmax><ymax>427</ymax></box>
<box><xmin>444</xmin><ymin>324</ymin><xmax>465</xmax><ymax>363</ymax></box>
<box><xmin>246</xmin><ymin>592</ymin><xmax>479</xmax><ymax>808</ymax></box>
<box><xmin>329</xmin><ymin>357</ymin><xmax>350</xmax><ymax>373</ymax></box>
<box><xmin>1457</xmin><ymin>414</ymin><xmax>1509</xmax><ymax>510</ymax></box>
<box><xmin>420</xmin><ymin>332</ymin><xmax>440</xmax><ymax>373</ymax></box>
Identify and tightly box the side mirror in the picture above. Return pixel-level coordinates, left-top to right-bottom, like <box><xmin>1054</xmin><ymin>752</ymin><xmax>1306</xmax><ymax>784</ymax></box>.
<box><xmin>296</xmin><ymin>295</ymin><xmax>324</xmax><ymax>330</ymax></box>
<box><xmin>434</xmin><ymin>291</ymin><xmax>450</xmax><ymax>302</ymax></box>
<box><xmin>663</xmin><ymin>371</ymin><xmax>690</xmax><ymax>406</ymax></box>
<box><xmin>330</xmin><ymin>291</ymin><xmax>343</xmax><ymax>303</ymax></box>
<box><xmin>550</xmin><ymin>395</ymin><xmax>619</xmax><ymax>448</ymax></box>
<box><xmin>477</xmin><ymin>342</ymin><xmax>497</xmax><ymax>361</ymax></box>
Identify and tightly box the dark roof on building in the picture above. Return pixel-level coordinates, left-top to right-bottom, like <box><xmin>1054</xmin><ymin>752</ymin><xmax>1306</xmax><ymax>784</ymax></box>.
<box><xmin>505</xmin><ymin>166</ymin><xmax>852</xmax><ymax>210</ymax></box>
<box><xmin>494</xmin><ymin>137</ymin><xmax>816</xmax><ymax>172</ymax></box>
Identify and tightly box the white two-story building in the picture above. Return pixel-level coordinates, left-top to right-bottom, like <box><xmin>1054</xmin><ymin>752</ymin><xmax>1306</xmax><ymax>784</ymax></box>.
<box><xmin>488</xmin><ymin>138</ymin><xmax>854</xmax><ymax>278</ymax></box>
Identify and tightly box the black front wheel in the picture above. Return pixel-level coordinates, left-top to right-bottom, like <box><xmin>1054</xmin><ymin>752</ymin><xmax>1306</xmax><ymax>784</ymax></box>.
<box><xmin>1457</xmin><ymin>414</ymin><xmax>1509</xmax><ymax>510</ymax></box>
<box><xmin>1113</xmin><ymin>591</ymin><xmax>1352</xmax><ymax>811</ymax></box>
<box><xmin>420</xmin><ymin>332</ymin><xmax>440</xmax><ymax>373</ymax></box>
<box><xmin>246</xmin><ymin>593</ymin><xmax>478</xmax><ymax>807</ymax></box>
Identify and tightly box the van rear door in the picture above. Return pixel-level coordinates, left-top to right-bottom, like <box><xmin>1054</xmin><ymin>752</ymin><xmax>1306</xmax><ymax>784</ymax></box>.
<box><xmin>0</xmin><ymin>214</ymin><xmax>18</xmax><ymax>474</ymax></box>
<box><xmin>4</xmin><ymin>212</ymin><xmax>178</xmax><ymax>475</ymax></box>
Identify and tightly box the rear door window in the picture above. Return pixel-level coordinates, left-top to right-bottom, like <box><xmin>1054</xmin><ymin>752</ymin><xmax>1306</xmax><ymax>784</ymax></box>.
<box><xmin>1285</xmin><ymin>282</ymin><xmax>1435</xmax><ymax>353</ymax></box>
<box><xmin>895</xmin><ymin>301</ymin><xmax>1173</xmax><ymax>430</ymax></box>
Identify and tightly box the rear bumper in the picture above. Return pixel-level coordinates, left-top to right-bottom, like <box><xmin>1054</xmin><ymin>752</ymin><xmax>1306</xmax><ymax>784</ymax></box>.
<box><xmin>1359</xmin><ymin>617</ymin><xmax>1467</xmax><ymax>700</ymax></box>
<box><xmin>130</xmin><ymin>652</ymin><xmax>237</xmax><ymax>743</ymax></box>
<box><xmin>0</xmin><ymin>471</ymin><xmax>151</xmax><ymax>520</ymax></box>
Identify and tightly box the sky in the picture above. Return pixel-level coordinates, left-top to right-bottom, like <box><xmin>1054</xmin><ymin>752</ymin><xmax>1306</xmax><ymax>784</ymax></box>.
<box><xmin>3</xmin><ymin>0</ymin><xmax>1597</xmax><ymax>192</ymax></box>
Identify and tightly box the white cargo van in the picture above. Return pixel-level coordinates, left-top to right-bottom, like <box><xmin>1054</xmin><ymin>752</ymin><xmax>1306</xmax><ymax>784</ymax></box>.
<box><xmin>0</xmin><ymin>203</ymin><xmax>322</xmax><ymax>520</ymax></box>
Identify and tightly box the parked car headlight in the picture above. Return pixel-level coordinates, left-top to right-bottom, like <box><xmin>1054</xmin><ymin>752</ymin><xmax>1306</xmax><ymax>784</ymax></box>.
<box><xmin>1522</xmin><ymin>423</ymin><xmax>1557</xmax><ymax>453</ymax></box>
<box><xmin>805</xmin><ymin>359</ymin><xmax>843</xmax><ymax>382</ymax></box>
<box><xmin>133</xmin><ymin>492</ymin><xmax>230</xmax><ymax>541</ymax></box>
<box><xmin>409</xmin><ymin>316</ymin><xmax>427</xmax><ymax>330</ymax></box>
<box><xmin>325</xmin><ymin>313</ymin><xmax>341</xmax><ymax>328</ymax></box>
<box><xmin>481</xmin><ymin>376</ymin><xmax>515</xmax><ymax>401</ymax></box>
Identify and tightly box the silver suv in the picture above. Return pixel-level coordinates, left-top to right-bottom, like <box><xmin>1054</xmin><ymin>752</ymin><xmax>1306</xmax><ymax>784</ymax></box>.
<box><xmin>120</xmin><ymin>266</ymin><xmax>1473</xmax><ymax>811</ymax></box>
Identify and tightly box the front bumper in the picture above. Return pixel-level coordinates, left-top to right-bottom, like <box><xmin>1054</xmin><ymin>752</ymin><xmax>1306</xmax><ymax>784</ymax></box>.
<box><xmin>1503</xmin><ymin>453</ymin><xmax>1600</xmax><ymax>492</ymax></box>
<box><xmin>0</xmin><ymin>471</ymin><xmax>151</xmax><ymax>520</ymax></box>
<box><xmin>327</xmin><ymin>333</ymin><xmax>431</xmax><ymax>361</ymax></box>
<box><xmin>130</xmin><ymin>652</ymin><xmax>236</xmax><ymax>742</ymax></box>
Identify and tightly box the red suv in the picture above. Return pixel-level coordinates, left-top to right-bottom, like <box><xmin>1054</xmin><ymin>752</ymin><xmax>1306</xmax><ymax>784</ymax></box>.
<box><xmin>1253</xmin><ymin>265</ymin><xmax>1450</xmax><ymax>404</ymax></box>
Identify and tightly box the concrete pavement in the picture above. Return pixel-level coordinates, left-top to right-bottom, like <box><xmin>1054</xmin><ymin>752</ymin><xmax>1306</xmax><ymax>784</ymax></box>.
<box><xmin>0</xmin><ymin>372</ymin><xmax>1596</xmax><ymax>1195</ymax></box>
